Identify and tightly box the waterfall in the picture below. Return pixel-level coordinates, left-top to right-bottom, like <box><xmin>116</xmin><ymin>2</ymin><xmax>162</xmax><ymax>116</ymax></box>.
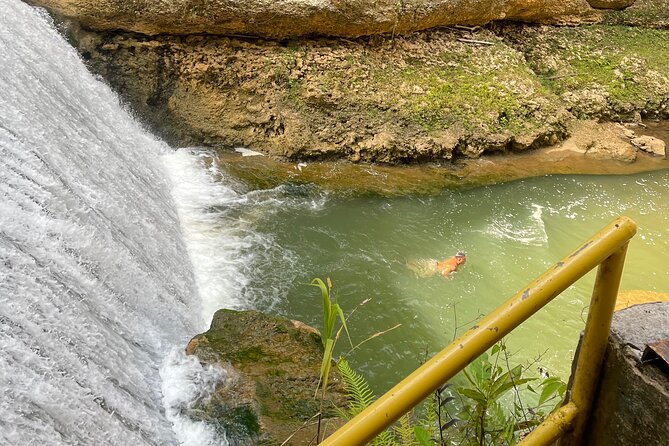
<box><xmin>0</xmin><ymin>1</ymin><xmax>226</xmax><ymax>444</ymax></box>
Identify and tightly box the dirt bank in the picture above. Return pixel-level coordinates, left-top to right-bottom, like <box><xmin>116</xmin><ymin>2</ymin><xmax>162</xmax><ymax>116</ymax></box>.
<box><xmin>217</xmin><ymin>120</ymin><xmax>669</xmax><ymax>196</ymax></box>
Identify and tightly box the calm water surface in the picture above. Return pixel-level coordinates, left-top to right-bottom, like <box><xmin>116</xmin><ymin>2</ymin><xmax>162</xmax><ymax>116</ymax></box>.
<box><xmin>216</xmin><ymin>168</ymin><xmax>669</xmax><ymax>393</ymax></box>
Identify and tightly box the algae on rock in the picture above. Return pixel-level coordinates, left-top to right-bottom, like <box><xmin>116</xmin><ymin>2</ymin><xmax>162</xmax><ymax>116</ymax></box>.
<box><xmin>184</xmin><ymin>309</ymin><xmax>347</xmax><ymax>445</ymax></box>
<box><xmin>505</xmin><ymin>24</ymin><xmax>669</xmax><ymax>121</ymax></box>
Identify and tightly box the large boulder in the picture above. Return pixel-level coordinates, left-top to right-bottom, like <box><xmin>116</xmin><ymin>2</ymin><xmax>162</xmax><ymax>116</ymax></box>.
<box><xmin>26</xmin><ymin>0</ymin><xmax>630</xmax><ymax>39</ymax></box>
<box><xmin>185</xmin><ymin>309</ymin><xmax>347</xmax><ymax>445</ymax></box>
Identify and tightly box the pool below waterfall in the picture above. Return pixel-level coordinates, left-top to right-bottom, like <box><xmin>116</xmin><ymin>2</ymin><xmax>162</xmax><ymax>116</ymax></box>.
<box><xmin>194</xmin><ymin>158</ymin><xmax>669</xmax><ymax>393</ymax></box>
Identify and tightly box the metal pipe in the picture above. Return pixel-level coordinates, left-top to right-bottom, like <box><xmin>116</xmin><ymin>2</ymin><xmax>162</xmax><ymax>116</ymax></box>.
<box><xmin>558</xmin><ymin>244</ymin><xmax>630</xmax><ymax>445</ymax></box>
<box><xmin>517</xmin><ymin>402</ymin><xmax>579</xmax><ymax>446</ymax></box>
<box><xmin>321</xmin><ymin>217</ymin><xmax>636</xmax><ymax>446</ymax></box>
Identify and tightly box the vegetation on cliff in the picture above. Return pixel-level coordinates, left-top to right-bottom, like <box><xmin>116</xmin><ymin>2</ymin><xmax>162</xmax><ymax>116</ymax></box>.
<box><xmin>505</xmin><ymin>24</ymin><xmax>669</xmax><ymax>121</ymax></box>
<box><xmin>69</xmin><ymin>15</ymin><xmax>668</xmax><ymax>167</ymax></box>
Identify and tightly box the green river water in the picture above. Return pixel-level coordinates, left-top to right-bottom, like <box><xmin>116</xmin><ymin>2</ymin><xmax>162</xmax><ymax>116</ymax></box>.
<box><xmin>226</xmin><ymin>167</ymin><xmax>669</xmax><ymax>394</ymax></box>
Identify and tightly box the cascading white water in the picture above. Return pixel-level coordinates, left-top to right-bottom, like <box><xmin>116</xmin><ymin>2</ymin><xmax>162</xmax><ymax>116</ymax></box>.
<box><xmin>0</xmin><ymin>2</ymin><xmax>234</xmax><ymax>444</ymax></box>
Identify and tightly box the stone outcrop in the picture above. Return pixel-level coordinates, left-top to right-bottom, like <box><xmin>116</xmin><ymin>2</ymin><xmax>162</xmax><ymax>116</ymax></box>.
<box><xmin>184</xmin><ymin>309</ymin><xmax>347</xmax><ymax>445</ymax></box>
<box><xmin>27</xmin><ymin>0</ymin><xmax>632</xmax><ymax>40</ymax></box>
<box><xmin>69</xmin><ymin>26</ymin><xmax>577</xmax><ymax>161</ymax></box>
<box><xmin>584</xmin><ymin>302</ymin><xmax>669</xmax><ymax>445</ymax></box>
<box><xmin>27</xmin><ymin>0</ymin><xmax>669</xmax><ymax>167</ymax></box>
<box><xmin>631</xmin><ymin>135</ymin><xmax>667</xmax><ymax>157</ymax></box>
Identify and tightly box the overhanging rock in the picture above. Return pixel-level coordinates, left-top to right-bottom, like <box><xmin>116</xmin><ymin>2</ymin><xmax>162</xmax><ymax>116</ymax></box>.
<box><xmin>26</xmin><ymin>0</ymin><xmax>634</xmax><ymax>39</ymax></box>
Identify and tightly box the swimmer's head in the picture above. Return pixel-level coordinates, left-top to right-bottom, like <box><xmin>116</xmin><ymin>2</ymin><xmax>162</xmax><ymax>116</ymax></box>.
<box><xmin>455</xmin><ymin>251</ymin><xmax>466</xmax><ymax>264</ymax></box>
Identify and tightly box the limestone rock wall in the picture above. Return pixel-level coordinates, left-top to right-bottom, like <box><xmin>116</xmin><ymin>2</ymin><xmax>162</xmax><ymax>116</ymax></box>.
<box><xmin>26</xmin><ymin>0</ymin><xmax>630</xmax><ymax>39</ymax></box>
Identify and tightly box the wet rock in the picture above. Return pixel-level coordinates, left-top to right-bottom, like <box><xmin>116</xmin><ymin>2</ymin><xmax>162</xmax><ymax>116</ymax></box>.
<box><xmin>185</xmin><ymin>309</ymin><xmax>347</xmax><ymax>445</ymax></box>
<box><xmin>631</xmin><ymin>135</ymin><xmax>666</xmax><ymax>157</ymax></box>
<box><xmin>585</xmin><ymin>139</ymin><xmax>638</xmax><ymax>163</ymax></box>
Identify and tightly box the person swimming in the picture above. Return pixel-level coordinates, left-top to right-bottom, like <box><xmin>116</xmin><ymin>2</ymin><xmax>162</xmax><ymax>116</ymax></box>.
<box><xmin>436</xmin><ymin>251</ymin><xmax>467</xmax><ymax>277</ymax></box>
<box><xmin>407</xmin><ymin>252</ymin><xmax>467</xmax><ymax>278</ymax></box>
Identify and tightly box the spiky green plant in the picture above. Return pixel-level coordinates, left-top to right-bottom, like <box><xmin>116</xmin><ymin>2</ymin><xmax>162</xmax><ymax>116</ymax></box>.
<box><xmin>310</xmin><ymin>277</ymin><xmax>352</xmax><ymax>443</ymax></box>
<box><xmin>310</xmin><ymin>277</ymin><xmax>351</xmax><ymax>399</ymax></box>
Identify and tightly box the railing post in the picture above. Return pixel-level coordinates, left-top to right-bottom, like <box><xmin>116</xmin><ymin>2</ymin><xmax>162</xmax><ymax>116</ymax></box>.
<box><xmin>558</xmin><ymin>243</ymin><xmax>630</xmax><ymax>445</ymax></box>
<box><xmin>517</xmin><ymin>402</ymin><xmax>579</xmax><ymax>446</ymax></box>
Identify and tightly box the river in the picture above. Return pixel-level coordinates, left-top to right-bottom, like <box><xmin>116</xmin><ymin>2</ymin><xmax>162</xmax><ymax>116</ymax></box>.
<box><xmin>199</xmin><ymin>157</ymin><xmax>669</xmax><ymax>393</ymax></box>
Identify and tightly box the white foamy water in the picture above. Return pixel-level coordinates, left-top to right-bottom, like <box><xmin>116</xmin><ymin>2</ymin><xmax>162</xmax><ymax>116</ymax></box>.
<box><xmin>485</xmin><ymin>203</ymin><xmax>548</xmax><ymax>246</ymax></box>
<box><xmin>160</xmin><ymin>349</ymin><xmax>229</xmax><ymax>446</ymax></box>
<box><xmin>161</xmin><ymin>149</ymin><xmax>256</xmax><ymax>325</ymax></box>
<box><xmin>0</xmin><ymin>1</ymin><xmax>227</xmax><ymax>444</ymax></box>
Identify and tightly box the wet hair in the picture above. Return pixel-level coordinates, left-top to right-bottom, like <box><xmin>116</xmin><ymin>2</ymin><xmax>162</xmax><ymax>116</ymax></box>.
<box><xmin>456</xmin><ymin>251</ymin><xmax>466</xmax><ymax>257</ymax></box>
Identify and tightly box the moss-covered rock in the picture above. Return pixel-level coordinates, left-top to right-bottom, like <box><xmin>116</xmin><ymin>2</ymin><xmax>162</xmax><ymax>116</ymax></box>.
<box><xmin>67</xmin><ymin>27</ymin><xmax>573</xmax><ymax>162</ymax></box>
<box><xmin>504</xmin><ymin>24</ymin><xmax>669</xmax><ymax>120</ymax></box>
<box><xmin>41</xmin><ymin>0</ymin><xmax>669</xmax><ymax>168</ymax></box>
<box><xmin>185</xmin><ymin>309</ymin><xmax>347</xmax><ymax>445</ymax></box>
<box><xmin>603</xmin><ymin>0</ymin><xmax>669</xmax><ymax>28</ymax></box>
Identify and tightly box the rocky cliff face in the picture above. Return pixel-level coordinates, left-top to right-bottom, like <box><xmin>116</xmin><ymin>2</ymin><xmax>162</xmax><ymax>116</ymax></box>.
<box><xmin>27</xmin><ymin>0</ymin><xmax>632</xmax><ymax>39</ymax></box>
<box><xmin>70</xmin><ymin>26</ymin><xmax>575</xmax><ymax>162</ymax></box>
<box><xmin>27</xmin><ymin>0</ymin><xmax>669</xmax><ymax>166</ymax></box>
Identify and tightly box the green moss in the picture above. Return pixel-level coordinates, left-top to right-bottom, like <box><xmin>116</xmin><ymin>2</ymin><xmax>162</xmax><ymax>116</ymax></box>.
<box><xmin>233</xmin><ymin>346</ymin><xmax>265</xmax><ymax>362</ymax></box>
<box><xmin>291</xmin><ymin>36</ymin><xmax>561</xmax><ymax>139</ymax></box>
<box><xmin>402</xmin><ymin>68</ymin><xmax>534</xmax><ymax>133</ymax></box>
<box><xmin>209</xmin><ymin>404</ymin><xmax>261</xmax><ymax>439</ymax></box>
<box><xmin>521</xmin><ymin>25</ymin><xmax>669</xmax><ymax>118</ymax></box>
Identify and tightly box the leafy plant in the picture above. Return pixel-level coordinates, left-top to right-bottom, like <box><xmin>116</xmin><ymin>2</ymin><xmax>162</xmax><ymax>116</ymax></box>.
<box><xmin>307</xmin><ymin>278</ymin><xmax>567</xmax><ymax>445</ymax></box>
<box><xmin>310</xmin><ymin>277</ymin><xmax>351</xmax><ymax>399</ymax></box>
<box><xmin>333</xmin><ymin>341</ymin><xmax>566</xmax><ymax>446</ymax></box>
<box><xmin>336</xmin><ymin>358</ymin><xmax>397</xmax><ymax>446</ymax></box>
<box><xmin>448</xmin><ymin>341</ymin><xmax>567</xmax><ymax>445</ymax></box>
<box><xmin>310</xmin><ymin>277</ymin><xmax>352</xmax><ymax>443</ymax></box>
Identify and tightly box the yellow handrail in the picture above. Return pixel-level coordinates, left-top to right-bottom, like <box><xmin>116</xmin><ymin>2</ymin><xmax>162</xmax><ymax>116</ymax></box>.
<box><xmin>321</xmin><ymin>216</ymin><xmax>636</xmax><ymax>446</ymax></box>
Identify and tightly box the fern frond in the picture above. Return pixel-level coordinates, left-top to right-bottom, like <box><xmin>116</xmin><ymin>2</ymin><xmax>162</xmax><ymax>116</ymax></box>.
<box><xmin>420</xmin><ymin>396</ymin><xmax>439</xmax><ymax>437</ymax></box>
<box><xmin>372</xmin><ymin>429</ymin><xmax>399</xmax><ymax>446</ymax></box>
<box><xmin>337</xmin><ymin>359</ymin><xmax>399</xmax><ymax>445</ymax></box>
<box><xmin>394</xmin><ymin>412</ymin><xmax>417</xmax><ymax>446</ymax></box>
<box><xmin>337</xmin><ymin>358</ymin><xmax>376</xmax><ymax>418</ymax></box>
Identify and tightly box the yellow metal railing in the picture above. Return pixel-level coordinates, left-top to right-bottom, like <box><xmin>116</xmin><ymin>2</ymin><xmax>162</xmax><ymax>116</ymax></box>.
<box><xmin>321</xmin><ymin>216</ymin><xmax>637</xmax><ymax>446</ymax></box>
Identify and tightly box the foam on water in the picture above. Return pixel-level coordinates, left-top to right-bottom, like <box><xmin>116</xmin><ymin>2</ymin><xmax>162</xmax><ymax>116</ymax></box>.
<box><xmin>485</xmin><ymin>203</ymin><xmax>549</xmax><ymax>246</ymax></box>
<box><xmin>161</xmin><ymin>149</ymin><xmax>253</xmax><ymax>325</ymax></box>
<box><xmin>159</xmin><ymin>349</ymin><xmax>229</xmax><ymax>446</ymax></box>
